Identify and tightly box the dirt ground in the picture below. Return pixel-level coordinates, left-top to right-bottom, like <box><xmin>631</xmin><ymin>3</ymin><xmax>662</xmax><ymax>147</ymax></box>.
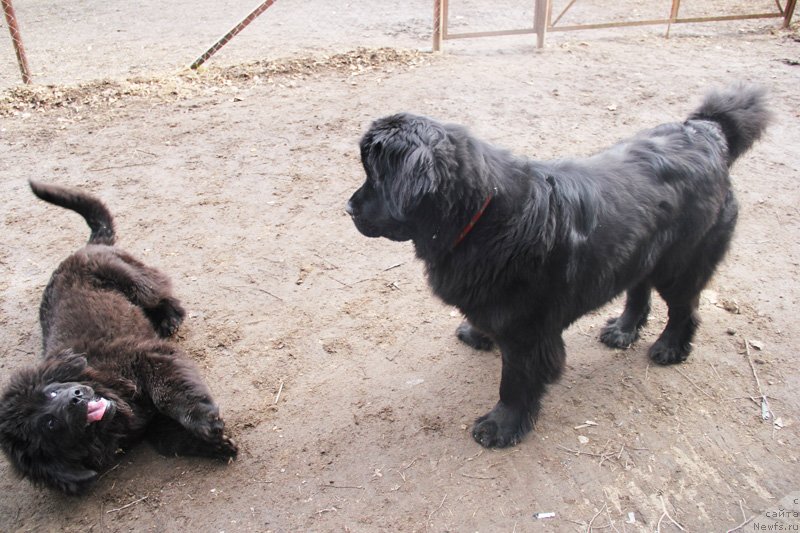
<box><xmin>1</xmin><ymin>1</ymin><xmax>799</xmax><ymax>531</ymax></box>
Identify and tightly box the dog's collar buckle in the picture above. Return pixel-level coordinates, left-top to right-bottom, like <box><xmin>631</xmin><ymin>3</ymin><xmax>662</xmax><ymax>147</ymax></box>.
<box><xmin>452</xmin><ymin>188</ymin><xmax>496</xmax><ymax>249</ymax></box>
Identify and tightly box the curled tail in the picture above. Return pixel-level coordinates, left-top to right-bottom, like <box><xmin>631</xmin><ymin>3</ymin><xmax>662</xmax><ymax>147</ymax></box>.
<box><xmin>29</xmin><ymin>180</ymin><xmax>116</xmax><ymax>245</ymax></box>
<box><xmin>688</xmin><ymin>82</ymin><xmax>770</xmax><ymax>166</ymax></box>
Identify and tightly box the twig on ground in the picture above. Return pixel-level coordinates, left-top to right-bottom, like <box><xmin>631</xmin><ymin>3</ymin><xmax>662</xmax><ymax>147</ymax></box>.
<box><xmin>106</xmin><ymin>495</ymin><xmax>148</xmax><ymax>514</ymax></box>
<box><xmin>460</xmin><ymin>472</ymin><xmax>497</xmax><ymax>480</ymax></box>
<box><xmin>744</xmin><ymin>337</ymin><xmax>773</xmax><ymax>420</ymax></box>
<box><xmin>674</xmin><ymin>367</ymin><xmax>715</xmax><ymax>399</ymax></box>
<box><xmin>256</xmin><ymin>287</ymin><xmax>284</xmax><ymax>301</ymax></box>
<box><xmin>274</xmin><ymin>379</ymin><xmax>284</xmax><ymax>404</ymax></box>
<box><xmin>726</xmin><ymin>515</ymin><xmax>755</xmax><ymax>533</ymax></box>
<box><xmin>428</xmin><ymin>494</ymin><xmax>447</xmax><ymax>521</ymax></box>
<box><xmin>725</xmin><ymin>499</ymin><xmax>755</xmax><ymax>533</ymax></box>
<box><xmin>656</xmin><ymin>495</ymin><xmax>685</xmax><ymax>532</ymax></box>
<box><xmin>587</xmin><ymin>502</ymin><xmax>607</xmax><ymax>532</ymax></box>
<box><xmin>383</xmin><ymin>262</ymin><xmax>405</xmax><ymax>271</ymax></box>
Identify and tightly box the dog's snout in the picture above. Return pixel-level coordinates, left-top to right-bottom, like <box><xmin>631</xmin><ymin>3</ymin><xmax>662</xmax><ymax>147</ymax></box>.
<box><xmin>345</xmin><ymin>200</ymin><xmax>355</xmax><ymax>216</ymax></box>
<box><xmin>67</xmin><ymin>385</ymin><xmax>91</xmax><ymax>405</ymax></box>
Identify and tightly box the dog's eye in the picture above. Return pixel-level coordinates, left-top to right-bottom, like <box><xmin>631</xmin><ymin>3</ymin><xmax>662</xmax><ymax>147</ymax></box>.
<box><xmin>49</xmin><ymin>391</ymin><xmax>57</xmax><ymax>398</ymax></box>
<box><xmin>42</xmin><ymin>416</ymin><xmax>58</xmax><ymax>432</ymax></box>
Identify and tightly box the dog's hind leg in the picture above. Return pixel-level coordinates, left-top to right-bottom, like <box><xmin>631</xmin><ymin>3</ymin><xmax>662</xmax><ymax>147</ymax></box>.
<box><xmin>600</xmin><ymin>281</ymin><xmax>651</xmax><ymax>349</ymax></box>
<box><xmin>650</xmin><ymin>193</ymin><xmax>737</xmax><ymax>365</ymax></box>
<box><xmin>456</xmin><ymin>320</ymin><xmax>495</xmax><ymax>351</ymax></box>
<box><xmin>146</xmin><ymin>414</ymin><xmax>237</xmax><ymax>461</ymax></box>
<box><xmin>140</xmin><ymin>346</ymin><xmax>238</xmax><ymax>460</ymax></box>
<box><xmin>90</xmin><ymin>250</ymin><xmax>186</xmax><ymax>337</ymax></box>
<box><xmin>472</xmin><ymin>331</ymin><xmax>565</xmax><ymax>447</ymax></box>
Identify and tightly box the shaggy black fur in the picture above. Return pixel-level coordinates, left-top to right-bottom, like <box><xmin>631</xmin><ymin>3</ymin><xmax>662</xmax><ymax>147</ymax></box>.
<box><xmin>347</xmin><ymin>83</ymin><xmax>770</xmax><ymax>448</ymax></box>
<box><xmin>0</xmin><ymin>181</ymin><xmax>237</xmax><ymax>495</ymax></box>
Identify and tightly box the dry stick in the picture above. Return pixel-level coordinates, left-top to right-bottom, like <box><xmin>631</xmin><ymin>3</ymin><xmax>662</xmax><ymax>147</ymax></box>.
<box><xmin>726</xmin><ymin>499</ymin><xmax>755</xmax><ymax>533</ymax></box>
<box><xmin>674</xmin><ymin>367</ymin><xmax>715</xmax><ymax>399</ymax></box>
<box><xmin>657</xmin><ymin>495</ymin><xmax>686</xmax><ymax>532</ymax></box>
<box><xmin>460</xmin><ymin>472</ymin><xmax>497</xmax><ymax>480</ymax></box>
<box><xmin>274</xmin><ymin>380</ymin><xmax>284</xmax><ymax>404</ymax></box>
<box><xmin>587</xmin><ymin>502</ymin><xmax>607</xmax><ymax>532</ymax></box>
<box><xmin>106</xmin><ymin>495</ymin><xmax>148</xmax><ymax>514</ymax></box>
<box><xmin>726</xmin><ymin>516</ymin><xmax>755</xmax><ymax>533</ymax></box>
<box><xmin>744</xmin><ymin>338</ymin><xmax>773</xmax><ymax>420</ymax></box>
<box><xmin>383</xmin><ymin>262</ymin><xmax>405</xmax><ymax>271</ymax></box>
<box><xmin>428</xmin><ymin>494</ymin><xmax>447</xmax><ymax>521</ymax></box>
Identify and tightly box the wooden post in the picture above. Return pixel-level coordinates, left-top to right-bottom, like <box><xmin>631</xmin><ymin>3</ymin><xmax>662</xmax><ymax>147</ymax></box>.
<box><xmin>534</xmin><ymin>0</ymin><xmax>550</xmax><ymax>48</ymax></box>
<box><xmin>433</xmin><ymin>0</ymin><xmax>443</xmax><ymax>51</ymax></box>
<box><xmin>2</xmin><ymin>0</ymin><xmax>31</xmax><ymax>84</ymax></box>
<box><xmin>666</xmin><ymin>0</ymin><xmax>681</xmax><ymax>38</ymax></box>
<box><xmin>784</xmin><ymin>0</ymin><xmax>797</xmax><ymax>27</ymax></box>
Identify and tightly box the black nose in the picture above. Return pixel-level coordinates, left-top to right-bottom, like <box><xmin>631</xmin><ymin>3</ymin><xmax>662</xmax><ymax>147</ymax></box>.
<box><xmin>70</xmin><ymin>387</ymin><xmax>85</xmax><ymax>404</ymax></box>
<box><xmin>345</xmin><ymin>201</ymin><xmax>355</xmax><ymax>216</ymax></box>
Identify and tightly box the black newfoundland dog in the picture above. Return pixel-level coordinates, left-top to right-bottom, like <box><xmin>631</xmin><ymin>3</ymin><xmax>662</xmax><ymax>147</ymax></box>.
<box><xmin>347</xmin><ymin>84</ymin><xmax>769</xmax><ymax>448</ymax></box>
<box><xmin>0</xmin><ymin>181</ymin><xmax>237</xmax><ymax>495</ymax></box>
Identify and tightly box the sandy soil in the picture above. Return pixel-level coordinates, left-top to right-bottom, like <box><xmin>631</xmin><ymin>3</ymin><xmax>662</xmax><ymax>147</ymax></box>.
<box><xmin>1</xmin><ymin>1</ymin><xmax>799</xmax><ymax>531</ymax></box>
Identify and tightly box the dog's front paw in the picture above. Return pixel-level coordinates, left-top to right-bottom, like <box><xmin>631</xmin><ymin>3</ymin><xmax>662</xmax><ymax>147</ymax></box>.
<box><xmin>648</xmin><ymin>338</ymin><xmax>691</xmax><ymax>365</ymax></box>
<box><xmin>184</xmin><ymin>401</ymin><xmax>224</xmax><ymax>440</ymax></box>
<box><xmin>456</xmin><ymin>321</ymin><xmax>495</xmax><ymax>351</ymax></box>
<box><xmin>150</xmin><ymin>298</ymin><xmax>186</xmax><ymax>337</ymax></box>
<box><xmin>599</xmin><ymin>317</ymin><xmax>640</xmax><ymax>349</ymax></box>
<box><xmin>214</xmin><ymin>434</ymin><xmax>239</xmax><ymax>461</ymax></box>
<box><xmin>471</xmin><ymin>402</ymin><xmax>530</xmax><ymax>448</ymax></box>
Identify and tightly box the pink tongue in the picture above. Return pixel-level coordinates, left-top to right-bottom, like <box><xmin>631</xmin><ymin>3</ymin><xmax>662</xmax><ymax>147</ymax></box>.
<box><xmin>86</xmin><ymin>398</ymin><xmax>108</xmax><ymax>423</ymax></box>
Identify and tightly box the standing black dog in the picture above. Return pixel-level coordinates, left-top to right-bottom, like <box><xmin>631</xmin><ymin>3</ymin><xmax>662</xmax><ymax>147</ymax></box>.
<box><xmin>0</xmin><ymin>181</ymin><xmax>237</xmax><ymax>495</ymax></box>
<box><xmin>347</xmin><ymin>84</ymin><xmax>769</xmax><ymax>448</ymax></box>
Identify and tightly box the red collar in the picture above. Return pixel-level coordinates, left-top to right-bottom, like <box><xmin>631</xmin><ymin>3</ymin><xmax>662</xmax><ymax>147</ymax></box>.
<box><xmin>452</xmin><ymin>190</ymin><xmax>495</xmax><ymax>249</ymax></box>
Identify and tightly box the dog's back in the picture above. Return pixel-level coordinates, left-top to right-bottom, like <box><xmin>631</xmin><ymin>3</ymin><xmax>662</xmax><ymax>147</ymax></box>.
<box><xmin>29</xmin><ymin>182</ymin><xmax>160</xmax><ymax>356</ymax></box>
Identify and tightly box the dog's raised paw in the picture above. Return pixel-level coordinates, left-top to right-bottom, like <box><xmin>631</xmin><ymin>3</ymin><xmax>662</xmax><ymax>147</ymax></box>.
<box><xmin>152</xmin><ymin>298</ymin><xmax>186</xmax><ymax>337</ymax></box>
<box><xmin>456</xmin><ymin>322</ymin><xmax>495</xmax><ymax>351</ymax></box>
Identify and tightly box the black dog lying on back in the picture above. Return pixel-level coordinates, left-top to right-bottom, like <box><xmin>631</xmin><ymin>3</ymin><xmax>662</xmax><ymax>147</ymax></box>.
<box><xmin>347</xmin><ymin>84</ymin><xmax>769</xmax><ymax>448</ymax></box>
<box><xmin>0</xmin><ymin>181</ymin><xmax>237</xmax><ymax>495</ymax></box>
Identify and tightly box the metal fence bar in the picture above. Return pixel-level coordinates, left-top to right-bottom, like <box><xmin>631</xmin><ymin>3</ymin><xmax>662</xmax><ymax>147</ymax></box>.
<box><xmin>436</xmin><ymin>0</ymin><xmax>796</xmax><ymax>50</ymax></box>
<box><xmin>2</xmin><ymin>0</ymin><xmax>31</xmax><ymax>84</ymax></box>
<box><xmin>190</xmin><ymin>0</ymin><xmax>278</xmax><ymax>70</ymax></box>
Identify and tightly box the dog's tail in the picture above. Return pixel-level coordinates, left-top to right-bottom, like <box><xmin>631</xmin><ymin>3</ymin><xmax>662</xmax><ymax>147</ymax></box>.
<box><xmin>29</xmin><ymin>180</ymin><xmax>116</xmax><ymax>245</ymax></box>
<box><xmin>688</xmin><ymin>83</ymin><xmax>770</xmax><ymax>166</ymax></box>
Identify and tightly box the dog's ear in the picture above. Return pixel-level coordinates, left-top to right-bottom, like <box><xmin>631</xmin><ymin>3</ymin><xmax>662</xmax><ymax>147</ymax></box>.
<box><xmin>386</xmin><ymin>121</ymin><xmax>453</xmax><ymax>219</ymax></box>
<box><xmin>40</xmin><ymin>351</ymin><xmax>88</xmax><ymax>383</ymax></box>
<box><xmin>386</xmin><ymin>143</ymin><xmax>439</xmax><ymax>217</ymax></box>
<box><xmin>23</xmin><ymin>454</ymin><xmax>97</xmax><ymax>495</ymax></box>
<box><xmin>0</xmin><ymin>417</ymin><xmax>97</xmax><ymax>495</ymax></box>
